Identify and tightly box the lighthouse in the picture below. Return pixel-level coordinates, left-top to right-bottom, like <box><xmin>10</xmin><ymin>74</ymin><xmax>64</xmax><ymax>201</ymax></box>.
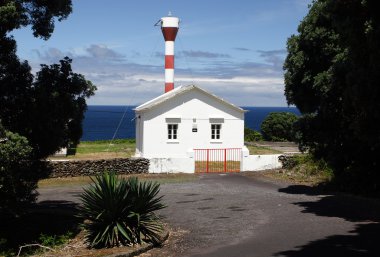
<box><xmin>134</xmin><ymin>14</ymin><xmax>247</xmax><ymax>174</ymax></box>
<box><xmin>158</xmin><ymin>13</ymin><xmax>180</xmax><ymax>93</ymax></box>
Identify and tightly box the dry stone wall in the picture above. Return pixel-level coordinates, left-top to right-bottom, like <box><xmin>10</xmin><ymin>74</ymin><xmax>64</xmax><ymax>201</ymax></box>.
<box><xmin>47</xmin><ymin>158</ymin><xmax>149</xmax><ymax>178</ymax></box>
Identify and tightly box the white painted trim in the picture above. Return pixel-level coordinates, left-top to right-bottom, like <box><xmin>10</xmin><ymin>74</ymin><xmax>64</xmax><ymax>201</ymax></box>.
<box><xmin>165</xmin><ymin>117</ymin><xmax>181</xmax><ymax>122</ymax></box>
<box><xmin>209</xmin><ymin>118</ymin><xmax>225</xmax><ymax>123</ymax></box>
<box><xmin>165</xmin><ymin>41</ymin><xmax>174</xmax><ymax>55</ymax></box>
<box><xmin>166</xmin><ymin>140</ymin><xmax>180</xmax><ymax>144</ymax></box>
<box><xmin>161</xmin><ymin>17</ymin><xmax>180</xmax><ymax>28</ymax></box>
<box><xmin>165</xmin><ymin>69</ymin><xmax>174</xmax><ymax>83</ymax></box>
<box><xmin>134</xmin><ymin>85</ymin><xmax>246</xmax><ymax>113</ymax></box>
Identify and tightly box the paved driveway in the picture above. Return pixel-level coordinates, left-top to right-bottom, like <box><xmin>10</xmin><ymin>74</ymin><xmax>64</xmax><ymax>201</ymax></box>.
<box><xmin>38</xmin><ymin>173</ymin><xmax>380</xmax><ymax>257</ymax></box>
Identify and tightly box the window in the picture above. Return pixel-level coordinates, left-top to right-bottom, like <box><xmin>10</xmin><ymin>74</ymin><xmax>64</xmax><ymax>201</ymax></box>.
<box><xmin>192</xmin><ymin>123</ymin><xmax>197</xmax><ymax>132</ymax></box>
<box><xmin>211</xmin><ymin>124</ymin><xmax>221</xmax><ymax>140</ymax></box>
<box><xmin>168</xmin><ymin>124</ymin><xmax>178</xmax><ymax>140</ymax></box>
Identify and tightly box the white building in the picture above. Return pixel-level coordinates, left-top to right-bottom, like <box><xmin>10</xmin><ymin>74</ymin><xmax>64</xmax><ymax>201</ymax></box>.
<box><xmin>134</xmin><ymin>85</ymin><xmax>246</xmax><ymax>159</ymax></box>
<box><xmin>131</xmin><ymin>14</ymin><xmax>282</xmax><ymax>173</ymax></box>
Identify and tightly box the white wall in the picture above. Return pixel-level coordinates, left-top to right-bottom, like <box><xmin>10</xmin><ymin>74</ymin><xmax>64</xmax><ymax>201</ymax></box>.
<box><xmin>149</xmin><ymin>157</ymin><xmax>194</xmax><ymax>173</ymax></box>
<box><xmin>135</xmin><ymin>114</ymin><xmax>144</xmax><ymax>156</ymax></box>
<box><xmin>136</xmin><ymin>88</ymin><xmax>244</xmax><ymax>158</ymax></box>
<box><xmin>147</xmin><ymin>153</ymin><xmax>282</xmax><ymax>173</ymax></box>
<box><xmin>242</xmin><ymin>154</ymin><xmax>282</xmax><ymax>171</ymax></box>
<box><xmin>54</xmin><ymin>147</ymin><xmax>67</xmax><ymax>156</ymax></box>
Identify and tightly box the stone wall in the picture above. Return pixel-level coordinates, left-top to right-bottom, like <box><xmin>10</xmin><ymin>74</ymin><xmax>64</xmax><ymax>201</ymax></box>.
<box><xmin>47</xmin><ymin>158</ymin><xmax>149</xmax><ymax>178</ymax></box>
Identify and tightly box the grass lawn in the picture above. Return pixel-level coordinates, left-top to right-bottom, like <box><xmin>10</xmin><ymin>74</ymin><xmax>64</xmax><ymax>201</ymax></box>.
<box><xmin>50</xmin><ymin>139</ymin><xmax>281</xmax><ymax>160</ymax></box>
<box><xmin>246</xmin><ymin>144</ymin><xmax>282</xmax><ymax>155</ymax></box>
<box><xmin>75</xmin><ymin>139</ymin><xmax>135</xmax><ymax>154</ymax></box>
<box><xmin>51</xmin><ymin>139</ymin><xmax>136</xmax><ymax>160</ymax></box>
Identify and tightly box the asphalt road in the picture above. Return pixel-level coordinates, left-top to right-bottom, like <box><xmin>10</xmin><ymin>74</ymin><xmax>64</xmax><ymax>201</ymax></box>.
<box><xmin>38</xmin><ymin>173</ymin><xmax>380</xmax><ymax>257</ymax></box>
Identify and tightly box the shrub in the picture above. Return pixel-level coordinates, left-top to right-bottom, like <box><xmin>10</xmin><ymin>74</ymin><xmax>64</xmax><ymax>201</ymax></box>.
<box><xmin>244</xmin><ymin>127</ymin><xmax>263</xmax><ymax>142</ymax></box>
<box><xmin>78</xmin><ymin>172</ymin><xmax>166</xmax><ymax>248</ymax></box>
<box><xmin>39</xmin><ymin>232</ymin><xmax>74</xmax><ymax>248</ymax></box>
<box><xmin>279</xmin><ymin>154</ymin><xmax>333</xmax><ymax>178</ymax></box>
<box><xmin>278</xmin><ymin>155</ymin><xmax>299</xmax><ymax>169</ymax></box>
<box><xmin>260</xmin><ymin>112</ymin><xmax>298</xmax><ymax>141</ymax></box>
<box><xmin>0</xmin><ymin>125</ymin><xmax>38</xmax><ymax>215</ymax></box>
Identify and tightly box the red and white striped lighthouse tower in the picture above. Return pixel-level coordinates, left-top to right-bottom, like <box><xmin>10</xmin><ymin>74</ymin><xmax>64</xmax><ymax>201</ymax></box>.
<box><xmin>158</xmin><ymin>13</ymin><xmax>179</xmax><ymax>93</ymax></box>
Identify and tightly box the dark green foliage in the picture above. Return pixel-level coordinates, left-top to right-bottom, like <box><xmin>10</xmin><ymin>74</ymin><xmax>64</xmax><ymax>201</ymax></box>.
<box><xmin>279</xmin><ymin>154</ymin><xmax>331</xmax><ymax>172</ymax></box>
<box><xmin>0</xmin><ymin>211</ymin><xmax>81</xmax><ymax>256</ymax></box>
<box><xmin>0</xmin><ymin>124</ymin><xmax>38</xmax><ymax>214</ymax></box>
<box><xmin>0</xmin><ymin>1</ymin><xmax>96</xmax><ymax>159</ymax></box>
<box><xmin>283</xmin><ymin>0</ymin><xmax>380</xmax><ymax>194</ymax></box>
<box><xmin>278</xmin><ymin>155</ymin><xmax>299</xmax><ymax>169</ymax></box>
<box><xmin>0</xmin><ymin>0</ymin><xmax>94</xmax><ymax>223</ymax></box>
<box><xmin>79</xmin><ymin>172</ymin><xmax>166</xmax><ymax>248</ymax></box>
<box><xmin>278</xmin><ymin>154</ymin><xmax>333</xmax><ymax>183</ymax></box>
<box><xmin>244</xmin><ymin>127</ymin><xmax>263</xmax><ymax>142</ymax></box>
<box><xmin>0</xmin><ymin>49</ymin><xmax>96</xmax><ymax>159</ymax></box>
<box><xmin>28</xmin><ymin>57</ymin><xmax>96</xmax><ymax>158</ymax></box>
<box><xmin>0</xmin><ymin>37</ymin><xmax>34</xmax><ymax>133</ymax></box>
<box><xmin>0</xmin><ymin>0</ymin><xmax>72</xmax><ymax>39</ymax></box>
<box><xmin>38</xmin><ymin>231</ymin><xmax>74</xmax><ymax>248</ymax></box>
<box><xmin>260</xmin><ymin>112</ymin><xmax>298</xmax><ymax>141</ymax></box>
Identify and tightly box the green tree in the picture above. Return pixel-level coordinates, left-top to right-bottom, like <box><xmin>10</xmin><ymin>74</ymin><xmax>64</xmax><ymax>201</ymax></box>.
<box><xmin>244</xmin><ymin>127</ymin><xmax>263</xmax><ymax>142</ymax></box>
<box><xmin>0</xmin><ymin>0</ymin><xmax>96</xmax><ymax>158</ymax></box>
<box><xmin>0</xmin><ymin>123</ymin><xmax>37</xmax><ymax>214</ymax></box>
<box><xmin>284</xmin><ymin>0</ymin><xmax>380</xmax><ymax>193</ymax></box>
<box><xmin>0</xmin><ymin>1</ymin><xmax>96</xmax><ymax>213</ymax></box>
<box><xmin>260</xmin><ymin>112</ymin><xmax>298</xmax><ymax>141</ymax></box>
<box><xmin>0</xmin><ymin>0</ymin><xmax>72</xmax><ymax>39</ymax></box>
<box><xmin>19</xmin><ymin>57</ymin><xmax>95</xmax><ymax>158</ymax></box>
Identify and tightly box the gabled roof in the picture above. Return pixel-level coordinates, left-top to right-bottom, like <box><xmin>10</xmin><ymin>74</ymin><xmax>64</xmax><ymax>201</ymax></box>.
<box><xmin>134</xmin><ymin>85</ymin><xmax>246</xmax><ymax>113</ymax></box>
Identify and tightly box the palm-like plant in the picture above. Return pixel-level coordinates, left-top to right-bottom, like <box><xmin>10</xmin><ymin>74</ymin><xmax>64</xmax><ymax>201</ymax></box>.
<box><xmin>78</xmin><ymin>172</ymin><xmax>166</xmax><ymax>248</ymax></box>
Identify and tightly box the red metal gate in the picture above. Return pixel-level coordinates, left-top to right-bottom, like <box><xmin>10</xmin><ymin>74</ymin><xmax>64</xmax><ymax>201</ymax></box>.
<box><xmin>194</xmin><ymin>148</ymin><xmax>242</xmax><ymax>173</ymax></box>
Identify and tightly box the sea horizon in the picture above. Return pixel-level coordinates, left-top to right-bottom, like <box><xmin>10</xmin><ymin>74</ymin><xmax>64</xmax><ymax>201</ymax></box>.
<box><xmin>86</xmin><ymin>104</ymin><xmax>297</xmax><ymax>108</ymax></box>
<box><xmin>81</xmin><ymin>105</ymin><xmax>300</xmax><ymax>141</ymax></box>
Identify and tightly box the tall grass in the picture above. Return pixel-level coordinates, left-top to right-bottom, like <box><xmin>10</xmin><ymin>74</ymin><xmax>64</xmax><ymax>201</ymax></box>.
<box><xmin>278</xmin><ymin>154</ymin><xmax>333</xmax><ymax>184</ymax></box>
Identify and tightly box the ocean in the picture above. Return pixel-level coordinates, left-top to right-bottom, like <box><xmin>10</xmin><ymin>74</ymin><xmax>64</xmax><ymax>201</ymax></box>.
<box><xmin>81</xmin><ymin>106</ymin><xmax>300</xmax><ymax>141</ymax></box>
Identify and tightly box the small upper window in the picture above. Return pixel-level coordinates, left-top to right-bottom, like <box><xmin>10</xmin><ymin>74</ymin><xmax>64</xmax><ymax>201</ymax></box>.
<box><xmin>211</xmin><ymin>124</ymin><xmax>221</xmax><ymax>140</ymax></box>
<box><xmin>168</xmin><ymin>124</ymin><xmax>178</xmax><ymax>140</ymax></box>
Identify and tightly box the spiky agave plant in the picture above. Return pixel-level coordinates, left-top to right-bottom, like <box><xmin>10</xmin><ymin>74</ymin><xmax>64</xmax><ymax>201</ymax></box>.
<box><xmin>78</xmin><ymin>172</ymin><xmax>166</xmax><ymax>248</ymax></box>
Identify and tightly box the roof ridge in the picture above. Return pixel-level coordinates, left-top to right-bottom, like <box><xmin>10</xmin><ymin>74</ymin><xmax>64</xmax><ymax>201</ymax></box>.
<box><xmin>134</xmin><ymin>85</ymin><xmax>246</xmax><ymax>113</ymax></box>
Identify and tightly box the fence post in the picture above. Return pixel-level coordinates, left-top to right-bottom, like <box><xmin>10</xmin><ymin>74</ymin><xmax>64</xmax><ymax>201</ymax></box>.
<box><xmin>206</xmin><ymin>149</ymin><xmax>209</xmax><ymax>173</ymax></box>
<box><xmin>224</xmin><ymin>149</ymin><xmax>227</xmax><ymax>172</ymax></box>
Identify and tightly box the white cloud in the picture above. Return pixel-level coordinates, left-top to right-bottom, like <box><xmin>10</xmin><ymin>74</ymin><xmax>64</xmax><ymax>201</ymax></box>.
<box><xmin>31</xmin><ymin>44</ymin><xmax>287</xmax><ymax>107</ymax></box>
<box><xmin>86</xmin><ymin>44</ymin><xmax>125</xmax><ymax>60</ymax></box>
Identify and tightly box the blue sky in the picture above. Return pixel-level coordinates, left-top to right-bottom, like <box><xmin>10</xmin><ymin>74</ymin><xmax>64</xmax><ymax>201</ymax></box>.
<box><xmin>11</xmin><ymin>0</ymin><xmax>312</xmax><ymax>106</ymax></box>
